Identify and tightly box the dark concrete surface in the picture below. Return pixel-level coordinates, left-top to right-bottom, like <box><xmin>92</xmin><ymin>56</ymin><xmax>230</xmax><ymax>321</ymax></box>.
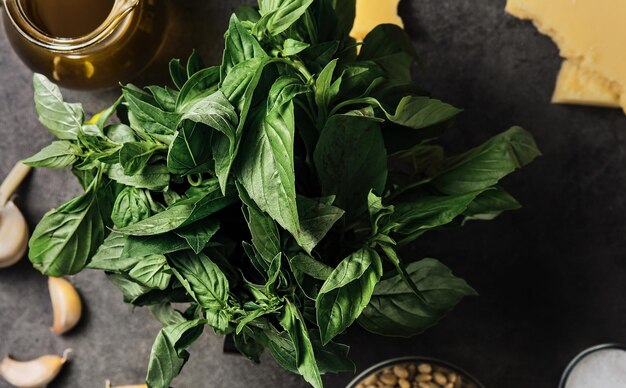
<box><xmin>1</xmin><ymin>0</ymin><xmax>625</xmax><ymax>387</ymax></box>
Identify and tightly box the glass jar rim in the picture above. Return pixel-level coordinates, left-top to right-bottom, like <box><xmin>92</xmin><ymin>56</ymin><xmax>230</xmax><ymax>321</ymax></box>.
<box><xmin>2</xmin><ymin>0</ymin><xmax>139</xmax><ymax>52</ymax></box>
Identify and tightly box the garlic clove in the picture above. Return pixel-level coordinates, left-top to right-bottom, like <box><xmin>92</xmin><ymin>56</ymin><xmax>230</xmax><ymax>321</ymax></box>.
<box><xmin>0</xmin><ymin>201</ymin><xmax>29</xmax><ymax>268</ymax></box>
<box><xmin>0</xmin><ymin>349</ymin><xmax>71</xmax><ymax>388</ymax></box>
<box><xmin>49</xmin><ymin>277</ymin><xmax>82</xmax><ymax>335</ymax></box>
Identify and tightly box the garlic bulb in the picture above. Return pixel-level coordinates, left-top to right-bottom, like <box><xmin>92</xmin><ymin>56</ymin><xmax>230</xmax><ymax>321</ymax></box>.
<box><xmin>0</xmin><ymin>349</ymin><xmax>71</xmax><ymax>388</ymax></box>
<box><xmin>49</xmin><ymin>277</ymin><xmax>82</xmax><ymax>335</ymax></box>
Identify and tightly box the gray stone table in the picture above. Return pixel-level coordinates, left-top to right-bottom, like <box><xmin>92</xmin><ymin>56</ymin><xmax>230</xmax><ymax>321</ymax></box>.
<box><xmin>2</xmin><ymin>1</ymin><xmax>626</xmax><ymax>387</ymax></box>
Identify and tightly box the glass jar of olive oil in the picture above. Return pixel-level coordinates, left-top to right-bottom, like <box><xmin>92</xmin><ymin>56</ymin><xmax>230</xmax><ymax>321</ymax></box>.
<box><xmin>2</xmin><ymin>0</ymin><xmax>167</xmax><ymax>89</ymax></box>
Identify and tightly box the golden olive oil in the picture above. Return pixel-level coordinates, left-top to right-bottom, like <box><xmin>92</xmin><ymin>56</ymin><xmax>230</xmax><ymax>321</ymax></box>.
<box><xmin>4</xmin><ymin>0</ymin><xmax>167</xmax><ymax>89</ymax></box>
<box><xmin>22</xmin><ymin>0</ymin><xmax>116</xmax><ymax>38</ymax></box>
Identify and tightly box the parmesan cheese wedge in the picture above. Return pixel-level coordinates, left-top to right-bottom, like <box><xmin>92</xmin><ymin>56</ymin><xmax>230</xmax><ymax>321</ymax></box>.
<box><xmin>506</xmin><ymin>0</ymin><xmax>626</xmax><ymax>112</ymax></box>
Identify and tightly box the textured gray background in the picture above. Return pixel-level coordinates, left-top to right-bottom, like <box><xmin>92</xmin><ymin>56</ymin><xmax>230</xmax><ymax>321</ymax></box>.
<box><xmin>2</xmin><ymin>0</ymin><xmax>626</xmax><ymax>387</ymax></box>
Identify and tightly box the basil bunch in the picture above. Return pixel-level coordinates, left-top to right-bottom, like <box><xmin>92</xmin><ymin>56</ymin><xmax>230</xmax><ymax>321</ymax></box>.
<box><xmin>24</xmin><ymin>1</ymin><xmax>540</xmax><ymax>387</ymax></box>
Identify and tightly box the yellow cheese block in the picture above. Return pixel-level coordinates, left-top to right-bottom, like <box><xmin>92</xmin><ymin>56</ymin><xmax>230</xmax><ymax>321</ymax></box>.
<box><xmin>351</xmin><ymin>0</ymin><xmax>404</xmax><ymax>41</ymax></box>
<box><xmin>506</xmin><ymin>0</ymin><xmax>626</xmax><ymax>112</ymax></box>
<box><xmin>553</xmin><ymin>60</ymin><xmax>620</xmax><ymax>108</ymax></box>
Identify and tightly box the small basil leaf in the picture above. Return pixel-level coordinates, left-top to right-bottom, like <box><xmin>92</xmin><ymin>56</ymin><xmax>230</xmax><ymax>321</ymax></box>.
<box><xmin>129</xmin><ymin>254</ymin><xmax>172</xmax><ymax>290</ymax></box>
<box><xmin>111</xmin><ymin>187</ymin><xmax>152</xmax><ymax>228</ymax></box>
<box><xmin>33</xmin><ymin>74</ymin><xmax>84</xmax><ymax>140</ymax></box>
<box><xmin>23</xmin><ymin>141</ymin><xmax>82</xmax><ymax>169</ymax></box>
<box><xmin>316</xmin><ymin>247</ymin><xmax>383</xmax><ymax>344</ymax></box>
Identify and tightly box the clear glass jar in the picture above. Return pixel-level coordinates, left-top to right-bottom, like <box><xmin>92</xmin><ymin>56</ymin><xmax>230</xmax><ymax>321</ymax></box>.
<box><xmin>2</xmin><ymin>0</ymin><xmax>167</xmax><ymax>89</ymax></box>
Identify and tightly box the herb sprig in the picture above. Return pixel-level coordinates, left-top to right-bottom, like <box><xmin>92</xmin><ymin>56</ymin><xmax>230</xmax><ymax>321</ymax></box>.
<box><xmin>24</xmin><ymin>1</ymin><xmax>540</xmax><ymax>387</ymax></box>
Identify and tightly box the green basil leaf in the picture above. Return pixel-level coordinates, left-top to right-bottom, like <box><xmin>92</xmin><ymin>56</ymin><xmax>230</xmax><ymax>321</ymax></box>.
<box><xmin>267</xmin><ymin>76</ymin><xmax>310</xmax><ymax>113</ymax></box>
<box><xmin>290</xmin><ymin>254</ymin><xmax>332</xmax><ymax>281</ymax></box>
<box><xmin>331</xmin><ymin>0</ymin><xmax>356</xmax><ymax>36</ymax></box>
<box><xmin>295</xmin><ymin>195</ymin><xmax>344</xmax><ymax>254</ymax></box>
<box><xmin>122</xmin><ymin>233</ymin><xmax>191</xmax><ymax>259</ymax></box>
<box><xmin>149</xmin><ymin>304</ymin><xmax>187</xmax><ymax>326</ymax></box>
<box><xmin>462</xmin><ymin>186</ymin><xmax>521</xmax><ymax>221</ymax></box>
<box><xmin>389</xmin><ymin>96</ymin><xmax>461</xmax><ymax>130</ymax></box>
<box><xmin>87</xmin><ymin>232</ymin><xmax>130</xmax><ymax>271</ymax></box>
<box><xmin>105</xmin><ymin>124</ymin><xmax>137</xmax><ymax>144</ymax></box>
<box><xmin>169</xmin><ymin>251</ymin><xmax>229</xmax><ymax>311</ymax></box>
<box><xmin>147</xmin><ymin>86</ymin><xmax>179</xmax><ymax>112</ymax></box>
<box><xmin>337</xmin><ymin>61</ymin><xmax>385</xmax><ymax>101</ymax></box>
<box><xmin>301</xmin><ymin>41</ymin><xmax>339</xmax><ymax>74</ymax></box>
<box><xmin>23</xmin><ymin>141</ymin><xmax>82</xmax><ymax>168</ymax></box>
<box><xmin>178</xmin><ymin>91</ymin><xmax>239</xmax><ymax>178</ymax></box>
<box><xmin>221</xmin><ymin>15</ymin><xmax>268</xmax><ymax>81</ymax></box>
<box><xmin>217</xmin><ymin>56</ymin><xmax>274</xmax><ymax>192</ymax></box>
<box><xmin>169</xmin><ymin>58</ymin><xmax>187</xmax><ymax>90</ymax></box>
<box><xmin>238</xmin><ymin>183</ymin><xmax>281</xmax><ymax>270</ymax></box>
<box><xmin>186</xmin><ymin>50</ymin><xmax>205</xmax><ymax>78</ymax></box>
<box><xmin>315</xmin><ymin>59</ymin><xmax>341</xmax><ymax>118</ymax></box>
<box><xmin>29</xmin><ymin>176</ymin><xmax>112</xmax><ymax>276</ymax></box>
<box><xmin>255</xmin><ymin>0</ymin><xmax>314</xmax><ymax>37</ymax></box>
<box><xmin>111</xmin><ymin>187</ymin><xmax>152</xmax><ymax>228</ymax></box>
<box><xmin>359</xmin><ymin>24</ymin><xmax>417</xmax><ymax>83</ymax></box>
<box><xmin>314</xmin><ymin>115</ymin><xmax>387</xmax><ymax>222</ymax></box>
<box><xmin>167</xmin><ymin>121</ymin><xmax>214</xmax><ymax>176</ymax></box>
<box><xmin>129</xmin><ymin>254</ymin><xmax>172</xmax><ymax>290</ymax></box>
<box><xmin>237</xmin><ymin>102</ymin><xmax>300</xmax><ymax>240</ymax></box>
<box><xmin>174</xmin><ymin>218</ymin><xmax>220</xmax><ymax>254</ymax></box>
<box><xmin>122</xmin><ymin>85</ymin><xmax>180</xmax><ymax>136</ymax></box>
<box><xmin>358</xmin><ymin>259</ymin><xmax>476</xmax><ymax>337</ymax></box>
<box><xmin>119</xmin><ymin>141</ymin><xmax>164</xmax><ymax>176</ymax></box>
<box><xmin>386</xmin><ymin>190</ymin><xmax>490</xmax><ymax>244</ymax></box>
<box><xmin>176</xmin><ymin>66</ymin><xmax>221</xmax><ymax>111</ymax></box>
<box><xmin>33</xmin><ymin>74</ymin><xmax>84</xmax><ymax>140</ymax></box>
<box><xmin>279</xmin><ymin>300</ymin><xmax>323</xmax><ymax>388</ymax></box>
<box><xmin>282</xmin><ymin>38</ymin><xmax>310</xmax><ymax>56</ymax></box>
<box><xmin>316</xmin><ymin>247</ymin><xmax>383</xmax><ymax>344</ymax></box>
<box><xmin>117</xmin><ymin>182</ymin><xmax>235</xmax><ymax>236</ymax></box>
<box><xmin>106</xmin><ymin>163</ymin><xmax>170</xmax><ymax>191</ymax></box>
<box><xmin>309</xmin><ymin>332</ymin><xmax>355</xmax><ymax>374</ymax></box>
<box><xmin>146</xmin><ymin>319</ymin><xmax>205</xmax><ymax>388</ymax></box>
<box><xmin>431</xmin><ymin>126</ymin><xmax>541</xmax><ymax>195</ymax></box>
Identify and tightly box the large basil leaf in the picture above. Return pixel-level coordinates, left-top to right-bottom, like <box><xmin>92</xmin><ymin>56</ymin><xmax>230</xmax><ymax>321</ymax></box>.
<box><xmin>314</xmin><ymin>115</ymin><xmax>387</xmax><ymax>222</ymax></box>
<box><xmin>33</xmin><ymin>74</ymin><xmax>84</xmax><ymax>140</ymax></box>
<box><xmin>129</xmin><ymin>254</ymin><xmax>172</xmax><ymax>290</ymax></box>
<box><xmin>24</xmin><ymin>141</ymin><xmax>83</xmax><ymax>169</ymax></box>
<box><xmin>146</xmin><ymin>319</ymin><xmax>205</xmax><ymax>388</ymax></box>
<box><xmin>316</xmin><ymin>247</ymin><xmax>383</xmax><ymax>344</ymax></box>
<box><xmin>279</xmin><ymin>300</ymin><xmax>323</xmax><ymax>388</ymax></box>
<box><xmin>358</xmin><ymin>259</ymin><xmax>476</xmax><ymax>337</ymax></box>
<box><xmin>111</xmin><ymin>187</ymin><xmax>152</xmax><ymax>228</ymax></box>
<box><xmin>29</xmin><ymin>176</ymin><xmax>112</xmax><ymax>276</ymax></box>
<box><xmin>236</xmin><ymin>102</ymin><xmax>300</xmax><ymax>240</ymax></box>
<box><xmin>309</xmin><ymin>332</ymin><xmax>355</xmax><ymax>374</ymax></box>
<box><xmin>431</xmin><ymin>126</ymin><xmax>541</xmax><ymax>195</ymax></box>
<box><xmin>331</xmin><ymin>0</ymin><xmax>356</xmax><ymax>36</ymax></box>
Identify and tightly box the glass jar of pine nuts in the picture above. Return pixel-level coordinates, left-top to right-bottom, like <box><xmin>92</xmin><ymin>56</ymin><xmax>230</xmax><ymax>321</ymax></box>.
<box><xmin>347</xmin><ymin>357</ymin><xmax>485</xmax><ymax>388</ymax></box>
